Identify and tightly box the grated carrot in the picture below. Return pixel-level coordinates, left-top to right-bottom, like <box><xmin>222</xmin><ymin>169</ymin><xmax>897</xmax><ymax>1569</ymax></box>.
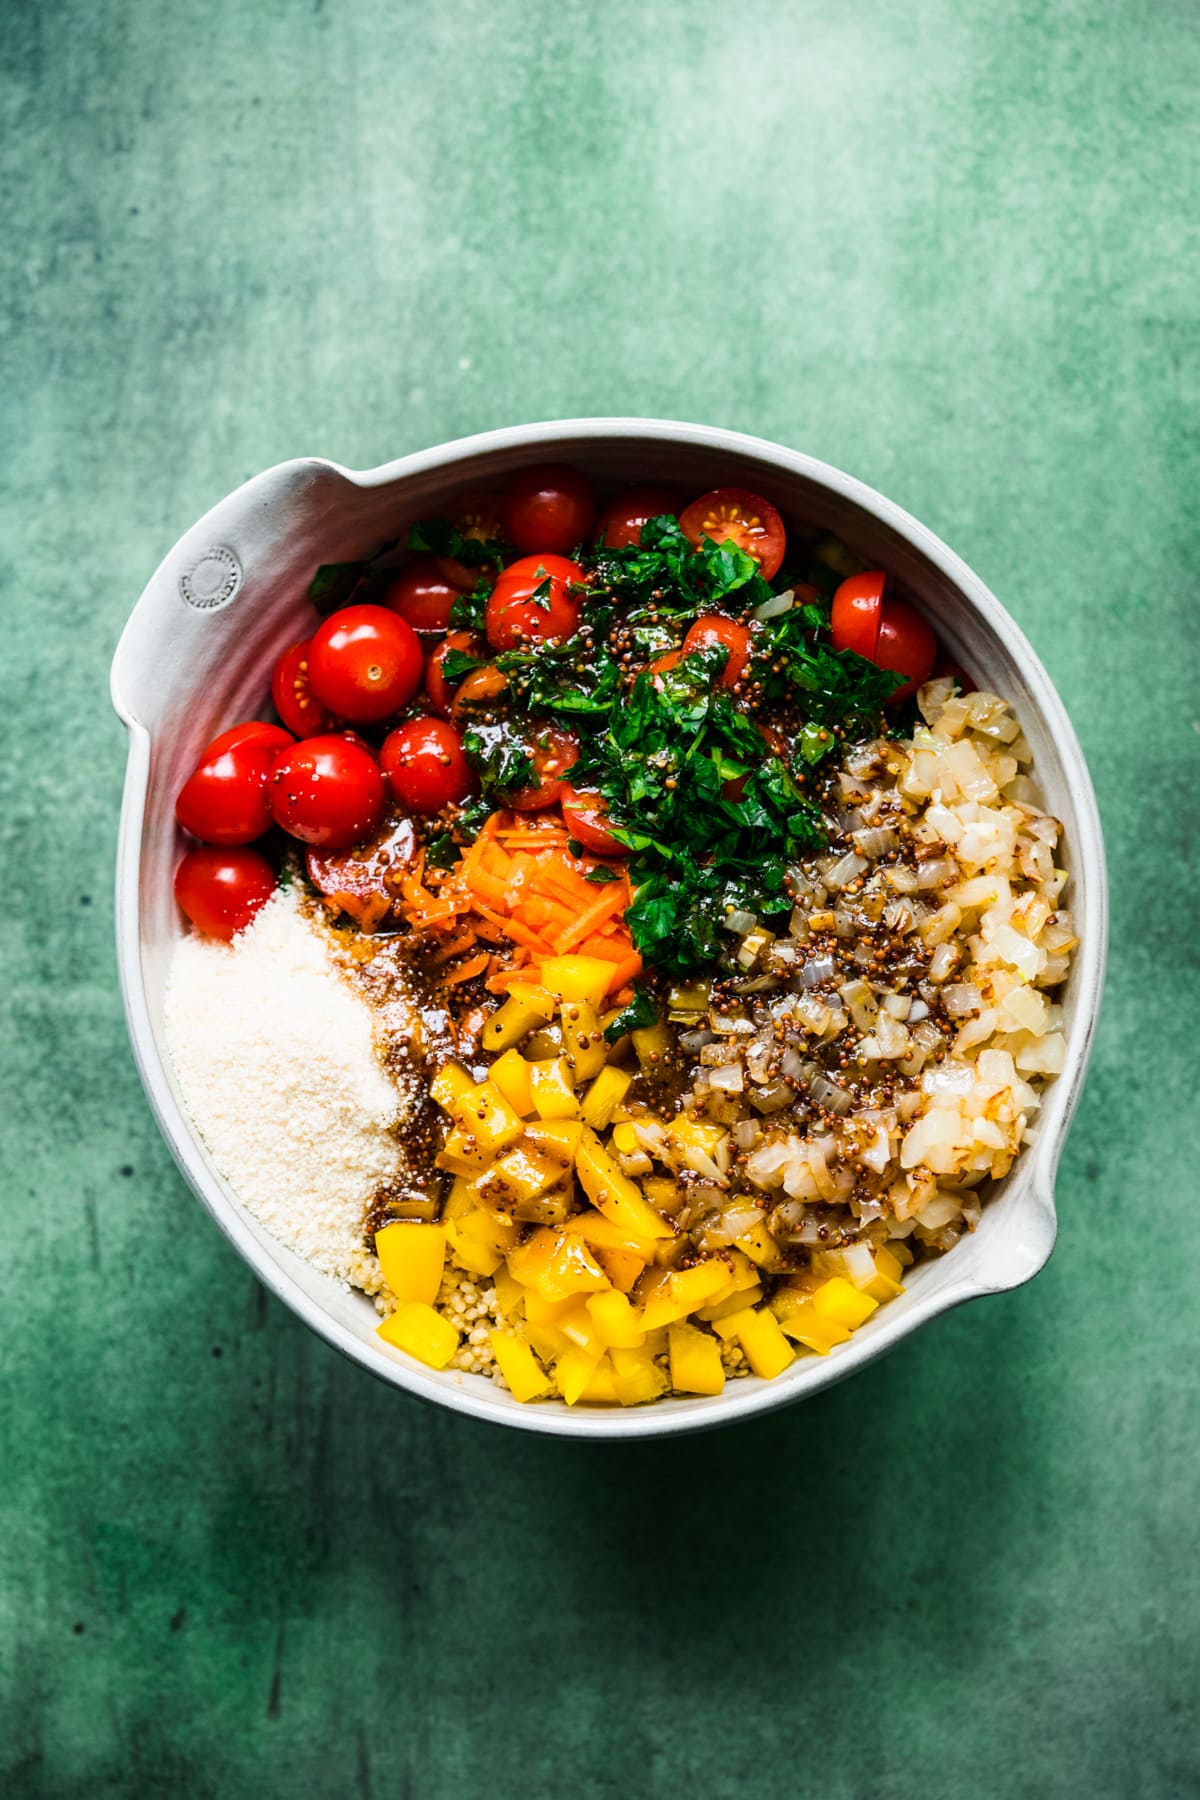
<box><xmin>552</xmin><ymin>883</ymin><xmax>629</xmax><ymax>953</ymax></box>
<box><xmin>440</xmin><ymin>952</ymin><xmax>492</xmax><ymax>986</ymax></box>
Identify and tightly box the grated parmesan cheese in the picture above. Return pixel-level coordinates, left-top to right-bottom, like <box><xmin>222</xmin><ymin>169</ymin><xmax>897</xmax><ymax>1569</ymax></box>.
<box><xmin>164</xmin><ymin>885</ymin><xmax>411</xmax><ymax>1289</ymax></box>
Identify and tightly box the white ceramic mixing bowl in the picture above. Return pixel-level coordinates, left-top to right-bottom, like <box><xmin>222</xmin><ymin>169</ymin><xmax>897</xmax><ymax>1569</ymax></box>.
<box><xmin>112</xmin><ymin>419</ymin><xmax>1107</xmax><ymax>1438</ymax></box>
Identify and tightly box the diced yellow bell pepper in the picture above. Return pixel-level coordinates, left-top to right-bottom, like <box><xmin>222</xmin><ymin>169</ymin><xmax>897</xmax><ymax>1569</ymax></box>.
<box><xmin>492</xmin><ymin>1265</ymin><xmax>526</xmax><ymax>1319</ymax></box>
<box><xmin>523</xmin><ymin>1321</ymin><xmax>570</xmax><ymax>1364</ymax></box>
<box><xmin>477</xmin><ymin>1143</ymin><xmax>563</xmax><ymax>1212</ymax></box>
<box><xmin>444</xmin><ymin>1174</ymin><xmax>484</xmax><ymax>1219</ymax></box>
<box><xmin>735</xmin><ymin>1218</ymin><xmax>787</xmax><ymax>1270</ymax></box>
<box><xmin>506</xmin><ymin>1225</ymin><xmax>559</xmax><ymax>1286</ymax></box>
<box><xmin>459</xmin><ymin>1209</ymin><xmax>518</xmax><ymax>1255</ymax></box>
<box><xmin>812</xmin><ymin>1277</ymin><xmax>879</xmax><ymax>1330</ymax></box>
<box><xmin>445</xmin><ymin>1218</ymin><xmax>503</xmax><ymax>1279</ymax></box>
<box><xmin>579</xmin><ymin>1356</ymin><xmax>618</xmax><ymax>1403</ymax></box>
<box><xmin>509</xmin><ymin>981</ymin><xmax>557</xmax><ymax>1016</ymax></box>
<box><xmin>481</xmin><ymin>992</ymin><xmax>554</xmax><ymax>1053</ymax></box>
<box><xmin>580</xmin><ymin>1065</ymin><xmax>633</xmax><ymax>1130</ymax></box>
<box><xmin>698</xmin><ymin>1282</ymin><xmax>763</xmax><ymax>1322</ymax></box>
<box><xmin>529</xmin><ymin>1056</ymin><xmax>579</xmax><ymax>1120</ymax></box>
<box><xmin>512</xmin><ymin>1180</ymin><xmax>574</xmax><ymax>1227</ymax></box>
<box><xmin>586</xmin><ymin>1288</ymin><xmax>646</xmax><ymax>1349</ymax></box>
<box><xmin>594</xmin><ymin>1246</ymin><xmax>645</xmax><ymax>1293</ymax></box>
<box><xmin>610</xmin><ymin>1345</ymin><xmax>669</xmax><ymax>1406</ymax></box>
<box><xmin>640</xmin><ymin>1259</ymin><xmax>731</xmax><ymax>1330</ymax></box>
<box><xmin>540</xmin><ymin>956</ymin><xmax>614</xmax><ymax>1010</ymax></box>
<box><xmin>641</xmin><ymin>1326</ymin><xmax>668</xmax><ymax>1357</ymax></box>
<box><xmin>430</xmin><ymin>1060</ymin><xmax>474</xmax><ymax>1114</ymax></box>
<box><xmin>457</xmin><ymin>1081</ymin><xmax>526</xmax><ymax>1154</ymax></box>
<box><xmin>889</xmin><ymin>1240</ymin><xmax>915</xmax><ymax>1267</ymax></box>
<box><xmin>631</xmin><ymin>1018</ymin><xmax>671</xmax><ymax>1068</ymax></box>
<box><xmin>862</xmin><ymin>1245</ymin><xmax>905</xmax><ymax>1302</ymax></box>
<box><xmin>725</xmin><ymin>1306</ymin><xmax>795</xmax><ymax>1379</ymax></box>
<box><xmin>374</xmin><ymin>1221</ymin><xmax>447</xmax><ymax>1306</ymax></box>
<box><xmin>563</xmin><ymin>1210</ymin><xmax>656</xmax><ymax>1259</ymax></box>
<box><xmin>435</xmin><ymin>1125</ymin><xmax>492</xmax><ymax>1177</ymax></box>
<box><xmin>666</xmin><ymin>1117</ymin><xmax>727</xmax><ymax>1158</ymax></box>
<box><xmin>522</xmin><ymin>1118</ymin><xmax>584</xmax><ymax>1162</ymax></box>
<box><xmin>557</xmin><ymin>1304</ymin><xmax>605</xmax><ymax>1355</ymax></box>
<box><xmin>488</xmin><ymin>1330</ymin><xmax>552</xmax><ymax>1402</ymax></box>
<box><xmin>561</xmin><ymin>1000</ymin><xmax>608</xmax><ymax>1082</ymax></box>
<box><xmin>555</xmin><ymin>1343</ymin><xmax>604</xmax><ymax>1404</ymax></box>
<box><xmin>642</xmin><ymin>1175</ymin><xmax>682</xmax><ymax>1212</ymax></box>
<box><xmin>771</xmin><ymin>1296</ymin><xmax>851</xmax><ymax>1355</ymax></box>
<box><xmin>668</xmin><ymin>1322</ymin><xmax>726</xmax><ymax>1395</ymax></box>
<box><xmin>522</xmin><ymin>1289</ymin><xmax>577</xmax><ymax>1329</ymax></box>
<box><xmin>610</xmin><ymin>1121</ymin><xmax>640</xmax><ymax>1155</ymax></box>
<box><xmin>575</xmin><ymin>1129</ymin><xmax>675</xmax><ymax>1241</ymax></box>
<box><xmin>377</xmin><ymin>1301</ymin><xmax>459</xmax><ymax>1369</ymax></box>
<box><xmin>545</xmin><ymin>1236</ymin><xmax>610</xmax><ymax>1297</ymax></box>
<box><xmin>488</xmin><ymin>1048</ymin><xmax>535</xmax><ymax>1117</ymax></box>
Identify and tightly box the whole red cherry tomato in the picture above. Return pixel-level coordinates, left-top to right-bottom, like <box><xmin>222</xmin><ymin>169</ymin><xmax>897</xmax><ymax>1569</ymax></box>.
<box><xmin>682</xmin><ymin>614</ymin><xmax>752</xmax><ymax>689</ymax></box>
<box><xmin>174</xmin><ymin>846</ymin><xmax>277</xmax><ymax>940</ymax></box>
<box><xmin>830</xmin><ymin>572</ymin><xmax>885</xmax><ymax>659</ymax></box>
<box><xmin>175</xmin><ymin>722</ymin><xmax>294</xmax><ymax>845</ymax></box>
<box><xmin>426</xmin><ymin>631</ymin><xmax>487</xmax><ymax>716</ymax></box>
<box><xmin>501</xmin><ymin>464</ymin><xmax>596</xmax><ymax>556</ymax></box>
<box><xmin>308</xmin><ymin>605</ymin><xmax>424</xmax><ymax>724</ymax></box>
<box><xmin>678</xmin><ymin>487</ymin><xmax>786</xmax><ymax>581</ymax></box>
<box><xmin>271</xmin><ymin>639</ymin><xmax>339</xmax><ymax>738</ymax></box>
<box><xmin>450</xmin><ymin>665</ymin><xmax>510</xmax><ymax>721</ymax></box>
<box><xmin>594</xmin><ymin>486</ymin><xmax>684</xmax><ymax>549</ymax></box>
<box><xmin>380</xmin><ymin>718</ymin><xmax>475</xmax><ymax>813</ymax></box>
<box><xmin>876</xmin><ymin>600</ymin><xmax>937</xmax><ymax>704</ymax></box>
<box><xmin>382</xmin><ymin>558</ymin><xmax>460</xmax><ymax>634</ymax></box>
<box><xmin>435</xmin><ymin>488</ymin><xmax>505</xmax><ymax>591</ymax></box>
<box><xmin>561</xmin><ymin>786</ymin><xmax>624</xmax><ymax>856</ymax></box>
<box><xmin>646</xmin><ymin>649</ymin><xmax>683</xmax><ymax>689</ymax></box>
<box><xmin>485</xmin><ymin>554</ymin><xmax>584</xmax><ymax>652</ymax></box>
<box><xmin>506</xmin><ymin>727</ymin><xmax>580</xmax><ymax>811</ymax></box>
<box><xmin>269</xmin><ymin>735</ymin><xmax>386</xmax><ymax>849</ymax></box>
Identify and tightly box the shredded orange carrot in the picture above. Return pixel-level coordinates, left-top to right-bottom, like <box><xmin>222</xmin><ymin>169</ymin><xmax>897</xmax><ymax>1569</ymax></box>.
<box><xmin>427</xmin><ymin>929</ymin><xmax>478</xmax><ymax>965</ymax></box>
<box><xmin>606</xmin><ymin>952</ymin><xmax>644</xmax><ymax>991</ymax></box>
<box><xmin>552</xmin><ymin>883</ymin><xmax>629</xmax><ymax>954</ymax></box>
<box><xmin>441</xmin><ymin>952</ymin><xmax>492</xmax><ymax>986</ymax></box>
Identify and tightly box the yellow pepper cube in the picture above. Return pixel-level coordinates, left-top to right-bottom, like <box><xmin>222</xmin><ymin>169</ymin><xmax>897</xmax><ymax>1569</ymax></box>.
<box><xmin>529</xmin><ymin>1056</ymin><xmax>579</xmax><ymax>1120</ymax></box>
<box><xmin>545</xmin><ymin>1236</ymin><xmax>610</xmax><ymax>1298</ymax></box>
<box><xmin>523</xmin><ymin>1321</ymin><xmax>570</xmax><ymax>1364</ymax></box>
<box><xmin>492</xmin><ymin>1265</ymin><xmax>526</xmax><ymax>1319</ymax></box>
<box><xmin>489</xmin><ymin>1331</ymin><xmax>552</xmax><ymax>1402</ymax></box>
<box><xmin>459</xmin><ymin>1209</ymin><xmax>518</xmax><ymax>1255</ymax></box>
<box><xmin>509</xmin><ymin>981</ymin><xmax>557</xmax><ymax>1016</ymax></box>
<box><xmin>812</xmin><ymin>1277</ymin><xmax>879</xmax><ymax>1331</ymax></box>
<box><xmin>735</xmin><ymin>1218</ymin><xmax>787</xmax><ymax>1271</ymax></box>
<box><xmin>575</xmin><ymin>1129</ymin><xmax>675</xmax><ymax>1241</ymax></box>
<box><xmin>540</xmin><ymin>955</ymin><xmax>614</xmax><ymax>1011</ymax></box>
<box><xmin>586</xmin><ymin>1288</ymin><xmax>646</xmax><ymax>1349</ymax></box>
<box><xmin>666</xmin><ymin>1117</ymin><xmax>727</xmax><ymax>1158</ymax></box>
<box><xmin>668</xmin><ymin>1323</ymin><xmax>726</xmax><ymax>1396</ymax></box>
<box><xmin>610</xmin><ymin>1346</ymin><xmax>669</xmax><ymax>1406</ymax></box>
<box><xmin>631</xmin><ymin>1019</ymin><xmax>671</xmax><ymax>1068</ymax></box>
<box><xmin>511</xmin><ymin>1177</ymin><xmax>574</xmax><ymax>1227</ymax></box>
<box><xmin>377</xmin><ymin>1302</ymin><xmax>459</xmax><ymax>1370</ymax></box>
<box><xmin>610</xmin><ymin>1121</ymin><xmax>640</xmax><ymax>1155</ymax></box>
<box><xmin>580</xmin><ymin>1065</ymin><xmax>633</xmax><ymax>1131</ymax></box>
<box><xmin>445</xmin><ymin>1219</ymin><xmax>503</xmax><ymax>1279</ymax></box>
<box><xmin>555</xmin><ymin>1343</ymin><xmax>604</xmax><ymax>1404</ymax></box>
<box><xmin>522</xmin><ymin>1118</ymin><xmax>584</xmax><ymax>1163</ymax></box>
<box><xmin>732</xmin><ymin>1307</ymin><xmax>795</xmax><ymax>1380</ymax></box>
<box><xmin>477</xmin><ymin>1144</ymin><xmax>563</xmax><ymax>1212</ymax></box>
<box><xmin>435</xmin><ymin>1125</ymin><xmax>492</xmax><ymax>1177</ymax></box>
<box><xmin>773</xmin><ymin>1297</ymin><xmax>852</xmax><ymax>1355</ymax></box>
<box><xmin>557</xmin><ymin>1304</ymin><xmax>605</xmax><ymax>1356</ymax></box>
<box><xmin>641</xmin><ymin>1260</ymin><xmax>731</xmax><ymax>1330</ymax></box>
<box><xmin>444</xmin><ymin>1174</ymin><xmax>485</xmax><ymax>1219</ymax></box>
<box><xmin>374</xmin><ymin>1221</ymin><xmax>447</xmax><ymax>1306</ymax></box>
<box><xmin>430</xmin><ymin>1060</ymin><xmax>474</xmax><ymax>1114</ymax></box>
<box><xmin>642</xmin><ymin>1175</ymin><xmax>683</xmax><ymax>1212</ymax></box>
<box><xmin>506</xmin><ymin>1226</ymin><xmax>560</xmax><ymax>1290</ymax></box>
<box><xmin>698</xmin><ymin>1282</ymin><xmax>763</xmax><ymax>1322</ymax></box>
<box><xmin>862</xmin><ymin>1246</ymin><xmax>905</xmax><ymax>1302</ymax></box>
<box><xmin>579</xmin><ymin>1356</ymin><xmax>619</xmax><ymax>1403</ymax></box>
<box><xmin>594</xmin><ymin>1246</ymin><xmax>645</xmax><ymax>1293</ymax></box>
<box><xmin>488</xmin><ymin>1048</ymin><xmax>535</xmax><ymax>1117</ymax></box>
<box><xmin>563</xmin><ymin>1210</ymin><xmax>656</xmax><ymax>1259</ymax></box>
<box><xmin>521</xmin><ymin>1289</ymin><xmax>577</xmax><ymax>1329</ymax></box>
<box><xmin>561</xmin><ymin>1000</ymin><xmax>608</xmax><ymax>1083</ymax></box>
<box><xmin>458</xmin><ymin>1081</ymin><xmax>526</xmax><ymax>1154</ymax></box>
<box><xmin>481</xmin><ymin>992</ymin><xmax>554</xmax><ymax>1054</ymax></box>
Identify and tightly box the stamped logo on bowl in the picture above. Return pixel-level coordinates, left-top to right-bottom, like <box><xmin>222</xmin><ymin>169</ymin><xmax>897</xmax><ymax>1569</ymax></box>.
<box><xmin>180</xmin><ymin>545</ymin><xmax>242</xmax><ymax>612</ymax></box>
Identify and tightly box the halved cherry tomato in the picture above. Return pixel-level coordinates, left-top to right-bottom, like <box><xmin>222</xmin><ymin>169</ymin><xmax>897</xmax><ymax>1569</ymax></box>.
<box><xmin>308</xmin><ymin>606</ymin><xmax>424</xmax><ymax>724</ymax></box>
<box><xmin>501</xmin><ymin>464</ymin><xmax>595</xmax><ymax>556</ymax></box>
<box><xmin>174</xmin><ymin>846</ymin><xmax>277</xmax><ymax>941</ymax></box>
<box><xmin>381</xmin><ymin>718</ymin><xmax>476</xmax><ymax>813</ymax></box>
<box><xmin>272</xmin><ymin>639</ymin><xmax>339</xmax><ymax>738</ymax></box>
<box><xmin>269</xmin><ymin>735</ymin><xmax>386</xmax><ymax>849</ymax></box>
<box><xmin>426</xmin><ymin>631</ymin><xmax>487</xmax><ymax>716</ymax></box>
<box><xmin>876</xmin><ymin>600</ymin><xmax>937</xmax><ymax>704</ymax></box>
<box><xmin>381</xmin><ymin>558</ymin><xmax>460</xmax><ymax>633</ymax></box>
<box><xmin>682</xmin><ymin>614</ymin><xmax>753</xmax><ymax>689</ymax></box>
<box><xmin>175</xmin><ymin>722</ymin><xmax>294</xmax><ymax>845</ymax></box>
<box><xmin>450</xmin><ymin>665</ymin><xmax>510</xmax><ymax>720</ymax></box>
<box><xmin>594</xmin><ymin>486</ymin><xmax>684</xmax><ymax>549</ymax></box>
<box><xmin>506</xmin><ymin>727</ymin><xmax>580</xmax><ymax>811</ymax></box>
<box><xmin>306</xmin><ymin>814</ymin><xmax>418</xmax><ymax>928</ymax></box>
<box><xmin>830</xmin><ymin>571</ymin><xmax>885</xmax><ymax>659</ymax></box>
<box><xmin>679</xmin><ymin>487</ymin><xmax>786</xmax><ymax>581</ymax></box>
<box><xmin>561</xmin><ymin>785</ymin><xmax>623</xmax><ymax>856</ymax></box>
<box><xmin>436</xmin><ymin>489</ymin><xmax>505</xmax><ymax>591</ymax></box>
<box><xmin>647</xmin><ymin>649</ymin><xmax>683</xmax><ymax>689</ymax></box>
<box><xmin>485</xmin><ymin>554</ymin><xmax>584</xmax><ymax>651</ymax></box>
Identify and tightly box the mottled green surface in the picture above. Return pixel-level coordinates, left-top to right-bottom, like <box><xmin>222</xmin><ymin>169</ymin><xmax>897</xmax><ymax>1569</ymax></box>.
<box><xmin>1</xmin><ymin>1</ymin><xmax>1197</xmax><ymax>1794</ymax></box>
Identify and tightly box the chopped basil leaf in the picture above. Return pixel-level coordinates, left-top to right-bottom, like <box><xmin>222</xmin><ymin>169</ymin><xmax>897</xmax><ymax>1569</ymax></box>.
<box><xmin>603</xmin><ymin>984</ymin><xmax>658</xmax><ymax>1042</ymax></box>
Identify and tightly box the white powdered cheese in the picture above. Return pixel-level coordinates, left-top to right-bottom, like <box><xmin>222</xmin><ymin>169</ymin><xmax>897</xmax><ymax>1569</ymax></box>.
<box><xmin>164</xmin><ymin>885</ymin><xmax>408</xmax><ymax>1289</ymax></box>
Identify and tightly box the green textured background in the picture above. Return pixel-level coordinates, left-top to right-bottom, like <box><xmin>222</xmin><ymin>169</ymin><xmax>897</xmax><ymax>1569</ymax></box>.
<box><xmin>2</xmin><ymin>1</ymin><xmax>1197</xmax><ymax>1794</ymax></box>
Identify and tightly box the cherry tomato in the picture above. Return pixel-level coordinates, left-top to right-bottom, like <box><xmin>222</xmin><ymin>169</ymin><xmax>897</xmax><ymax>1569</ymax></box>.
<box><xmin>175</xmin><ymin>722</ymin><xmax>294</xmax><ymax>845</ymax></box>
<box><xmin>876</xmin><ymin>599</ymin><xmax>937</xmax><ymax>704</ymax></box>
<box><xmin>594</xmin><ymin>485</ymin><xmax>683</xmax><ymax>549</ymax></box>
<box><xmin>485</xmin><ymin>554</ymin><xmax>584</xmax><ymax>652</ymax></box>
<box><xmin>679</xmin><ymin>487</ymin><xmax>786</xmax><ymax>581</ymax></box>
<box><xmin>381</xmin><ymin>558</ymin><xmax>460</xmax><ymax>633</ymax></box>
<box><xmin>426</xmin><ymin>630</ymin><xmax>487</xmax><ymax>716</ymax></box>
<box><xmin>682</xmin><ymin>614</ymin><xmax>753</xmax><ymax>689</ymax></box>
<box><xmin>269</xmin><ymin>735</ymin><xmax>386</xmax><ymax>849</ymax></box>
<box><xmin>506</xmin><ymin>727</ymin><xmax>580</xmax><ymax>811</ymax></box>
<box><xmin>271</xmin><ymin>639</ymin><xmax>339</xmax><ymax>738</ymax></box>
<box><xmin>561</xmin><ymin>785</ymin><xmax>623</xmax><ymax>856</ymax></box>
<box><xmin>436</xmin><ymin>489</ymin><xmax>505</xmax><ymax>591</ymax></box>
<box><xmin>308</xmin><ymin>605</ymin><xmax>424</xmax><ymax>724</ymax></box>
<box><xmin>646</xmin><ymin>649</ymin><xmax>683</xmax><ymax>689</ymax></box>
<box><xmin>450</xmin><ymin>666</ymin><xmax>510</xmax><ymax>721</ymax></box>
<box><xmin>174</xmin><ymin>846</ymin><xmax>277</xmax><ymax>941</ymax></box>
<box><xmin>381</xmin><ymin>718</ymin><xmax>476</xmax><ymax>813</ymax></box>
<box><xmin>501</xmin><ymin>464</ymin><xmax>596</xmax><ymax>556</ymax></box>
<box><xmin>830</xmin><ymin>572</ymin><xmax>885</xmax><ymax>659</ymax></box>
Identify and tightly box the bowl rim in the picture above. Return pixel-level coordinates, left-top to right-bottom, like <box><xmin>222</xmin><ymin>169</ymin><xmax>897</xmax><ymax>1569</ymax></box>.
<box><xmin>112</xmin><ymin>416</ymin><xmax>1108</xmax><ymax>1438</ymax></box>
